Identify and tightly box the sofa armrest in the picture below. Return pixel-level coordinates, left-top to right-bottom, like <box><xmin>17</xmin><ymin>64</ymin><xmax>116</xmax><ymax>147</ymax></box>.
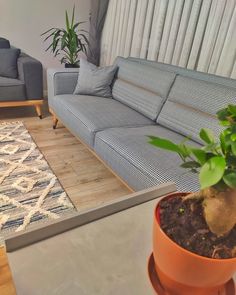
<box><xmin>17</xmin><ymin>54</ymin><xmax>43</xmax><ymax>99</ymax></box>
<box><xmin>47</xmin><ymin>68</ymin><xmax>79</xmax><ymax>100</ymax></box>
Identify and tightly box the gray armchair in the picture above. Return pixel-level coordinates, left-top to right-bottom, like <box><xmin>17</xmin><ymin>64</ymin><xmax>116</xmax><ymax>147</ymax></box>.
<box><xmin>0</xmin><ymin>37</ymin><xmax>43</xmax><ymax>118</ymax></box>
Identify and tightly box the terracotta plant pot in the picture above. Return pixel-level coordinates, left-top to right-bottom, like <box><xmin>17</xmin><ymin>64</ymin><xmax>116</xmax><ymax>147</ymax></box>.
<box><xmin>153</xmin><ymin>192</ymin><xmax>236</xmax><ymax>295</ymax></box>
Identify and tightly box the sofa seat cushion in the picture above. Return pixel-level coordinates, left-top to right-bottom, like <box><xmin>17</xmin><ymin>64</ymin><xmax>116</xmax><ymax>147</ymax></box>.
<box><xmin>94</xmin><ymin>125</ymin><xmax>200</xmax><ymax>192</ymax></box>
<box><xmin>0</xmin><ymin>77</ymin><xmax>26</xmax><ymax>101</ymax></box>
<box><xmin>112</xmin><ymin>57</ymin><xmax>176</xmax><ymax>120</ymax></box>
<box><xmin>49</xmin><ymin>94</ymin><xmax>154</xmax><ymax>147</ymax></box>
<box><xmin>158</xmin><ymin>75</ymin><xmax>236</xmax><ymax>143</ymax></box>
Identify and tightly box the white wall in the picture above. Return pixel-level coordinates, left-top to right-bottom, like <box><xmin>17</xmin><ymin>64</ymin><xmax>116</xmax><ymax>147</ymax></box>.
<box><xmin>0</xmin><ymin>0</ymin><xmax>91</xmax><ymax>91</ymax></box>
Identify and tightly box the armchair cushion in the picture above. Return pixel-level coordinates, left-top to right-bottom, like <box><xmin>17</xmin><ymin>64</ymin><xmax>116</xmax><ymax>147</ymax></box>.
<box><xmin>0</xmin><ymin>48</ymin><xmax>20</xmax><ymax>78</ymax></box>
<box><xmin>0</xmin><ymin>37</ymin><xmax>10</xmax><ymax>48</ymax></box>
<box><xmin>0</xmin><ymin>77</ymin><xmax>26</xmax><ymax>101</ymax></box>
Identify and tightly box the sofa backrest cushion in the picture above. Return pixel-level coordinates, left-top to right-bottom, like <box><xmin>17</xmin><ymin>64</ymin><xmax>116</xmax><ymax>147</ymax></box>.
<box><xmin>157</xmin><ymin>75</ymin><xmax>236</xmax><ymax>143</ymax></box>
<box><xmin>128</xmin><ymin>57</ymin><xmax>236</xmax><ymax>90</ymax></box>
<box><xmin>0</xmin><ymin>37</ymin><xmax>10</xmax><ymax>49</ymax></box>
<box><xmin>112</xmin><ymin>57</ymin><xmax>176</xmax><ymax>120</ymax></box>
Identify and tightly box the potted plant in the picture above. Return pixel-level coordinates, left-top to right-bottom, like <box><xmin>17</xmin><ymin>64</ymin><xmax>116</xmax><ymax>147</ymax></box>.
<box><xmin>148</xmin><ymin>104</ymin><xmax>236</xmax><ymax>294</ymax></box>
<box><xmin>41</xmin><ymin>6</ymin><xmax>89</xmax><ymax>68</ymax></box>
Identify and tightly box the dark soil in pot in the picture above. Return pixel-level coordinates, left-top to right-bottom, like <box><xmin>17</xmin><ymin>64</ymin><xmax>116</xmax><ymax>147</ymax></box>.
<box><xmin>159</xmin><ymin>195</ymin><xmax>236</xmax><ymax>259</ymax></box>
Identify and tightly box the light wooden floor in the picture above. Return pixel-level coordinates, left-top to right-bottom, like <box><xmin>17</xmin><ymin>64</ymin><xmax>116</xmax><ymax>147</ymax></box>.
<box><xmin>0</xmin><ymin>103</ymin><xmax>130</xmax><ymax>211</ymax></box>
<box><xmin>0</xmin><ymin>247</ymin><xmax>16</xmax><ymax>295</ymax></box>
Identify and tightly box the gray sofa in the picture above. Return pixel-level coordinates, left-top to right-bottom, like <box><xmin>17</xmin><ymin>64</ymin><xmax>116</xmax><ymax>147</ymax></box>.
<box><xmin>47</xmin><ymin>57</ymin><xmax>236</xmax><ymax>192</ymax></box>
<box><xmin>0</xmin><ymin>37</ymin><xmax>43</xmax><ymax>118</ymax></box>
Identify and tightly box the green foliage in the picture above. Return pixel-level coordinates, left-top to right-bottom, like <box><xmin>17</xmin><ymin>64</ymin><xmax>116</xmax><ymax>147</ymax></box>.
<box><xmin>148</xmin><ymin>136</ymin><xmax>181</xmax><ymax>154</ymax></box>
<box><xmin>199</xmin><ymin>156</ymin><xmax>226</xmax><ymax>189</ymax></box>
<box><xmin>199</xmin><ymin>128</ymin><xmax>215</xmax><ymax>144</ymax></box>
<box><xmin>41</xmin><ymin>5</ymin><xmax>89</xmax><ymax>65</ymax></box>
<box><xmin>148</xmin><ymin>104</ymin><xmax>236</xmax><ymax>190</ymax></box>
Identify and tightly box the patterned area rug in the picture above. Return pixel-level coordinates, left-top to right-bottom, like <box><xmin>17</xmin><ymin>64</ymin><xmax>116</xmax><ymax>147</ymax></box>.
<box><xmin>0</xmin><ymin>121</ymin><xmax>76</xmax><ymax>239</ymax></box>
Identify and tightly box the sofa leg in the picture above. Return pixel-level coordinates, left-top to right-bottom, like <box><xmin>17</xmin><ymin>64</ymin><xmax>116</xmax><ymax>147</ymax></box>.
<box><xmin>53</xmin><ymin>115</ymin><xmax>58</xmax><ymax>129</ymax></box>
<box><xmin>35</xmin><ymin>104</ymin><xmax>42</xmax><ymax>119</ymax></box>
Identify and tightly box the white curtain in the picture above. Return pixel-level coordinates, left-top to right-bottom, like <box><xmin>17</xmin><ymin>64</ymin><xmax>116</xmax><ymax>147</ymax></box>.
<box><xmin>100</xmin><ymin>0</ymin><xmax>236</xmax><ymax>79</ymax></box>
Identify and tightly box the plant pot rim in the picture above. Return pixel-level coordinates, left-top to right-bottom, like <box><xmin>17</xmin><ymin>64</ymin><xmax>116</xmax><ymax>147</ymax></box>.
<box><xmin>155</xmin><ymin>191</ymin><xmax>236</xmax><ymax>262</ymax></box>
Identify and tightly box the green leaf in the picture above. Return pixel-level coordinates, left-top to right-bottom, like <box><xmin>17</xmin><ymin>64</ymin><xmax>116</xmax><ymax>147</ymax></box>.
<box><xmin>65</xmin><ymin>10</ymin><xmax>70</xmax><ymax>32</ymax></box>
<box><xmin>54</xmin><ymin>49</ymin><xmax>60</xmax><ymax>56</ymax></box>
<box><xmin>223</xmin><ymin>171</ymin><xmax>236</xmax><ymax>188</ymax></box>
<box><xmin>225</xmin><ymin>132</ymin><xmax>232</xmax><ymax>145</ymax></box>
<box><xmin>202</xmin><ymin>142</ymin><xmax>220</xmax><ymax>153</ymax></box>
<box><xmin>81</xmin><ymin>43</ymin><xmax>88</xmax><ymax>55</ymax></box>
<box><xmin>71</xmin><ymin>5</ymin><xmax>75</xmax><ymax>27</ymax></box>
<box><xmin>178</xmin><ymin>143</ymin><xmax>191</xmax><ymax>158</ymax></box>
<box><xmin>220</xmin><ymin>120</ymin><xmax>231</xmax><ymax>126</ymax></box>
<box><xmin>43</xmin><ymin>29</ymin><xmax>58</xmax><ymax>42</ymax></box>
<box><xmin>78</xmin><ymin>33</ymin><xmax>90</xmax><ymax>45</ymax></box>
<box><xmin>228</xmin><ymin>104</ymin><xmax>236</xmax><ymax>116</ymax></box>
<box><xmin>199</xmin><ymin>156</ymin><xmax>226</xmax><ymax>189</ymax></box>
<box><xmin>41</xmin><ymin>27</ymin><xmax>57</xmax><ymax>36</ymax></box>
<box><xmin>73</xmin><ymin>21</ymin><xmax>86</xmax><ymax>30</ymax></box>
<box><xmin>231</xmin><ymin>133</ymin><xmax>236</xmax><ymax>142</ymax></box>
<box><xmin>191</xmin><ymin>148</ymin><xmax>206</xmax><ymax>165</ymax></box>
<box><xmin>61</xmin><ymin>34</ymin><xmax>67</xmax><ymax>49</ymax></box>
<box><xmin>45</xmin><ymin>43</ymin><xmax>53</xmax><ymax>52</ymax></box>
<box><xmin>52</xmin><ymin>36</ymin><xmax>59</xmax><ymax>52</ymax></box>
<box><xmin>148</xmin><ymin>136</ymin><xmax>181</xmax><ymax>154</ymax></box>
<box><xmin>231</xmin><ymin>141</ymin><xmax>236</xmax><ymax>156</ymax></box>
<box><xmin>232</xmin><ymin>125</ymin><xmax>236</xmax><ymax>133</ymax></box>
<box><xmin>220</xmin><ymin>132</ymin><xmax>227</xmax><ymax>154</ymax></box>
<box><xmin>217</xmin><ymin>108</ymin><xmax>230</xmax><ymax>121</ymax></box>
<box><xmin>199</xmin><ymin>128</ymin><xmax>215</xmax><ymax>144</ymax></box>
<box><xmin>180</xmin><ymin>161</ymin><xmax>201</xmax><ymax>169</ymax></box>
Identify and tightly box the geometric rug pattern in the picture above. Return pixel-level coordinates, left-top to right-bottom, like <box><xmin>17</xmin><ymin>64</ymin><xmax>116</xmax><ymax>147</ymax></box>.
<box><xmin>0</xmin><ymin>121</ymin><xmax>76</xmax><ymax>238</ymax></box>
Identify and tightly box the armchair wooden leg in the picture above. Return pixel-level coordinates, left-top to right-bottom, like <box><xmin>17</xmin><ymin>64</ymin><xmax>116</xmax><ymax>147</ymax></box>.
<box><xmin>53</xmin><ymin>115</ymin><xmax>58</xmax><ymax>129</ymax></box>
<box><xmin>35</xmin><ymin>104</ymin><xmax>42</xmax><ymax>119</ymax></box>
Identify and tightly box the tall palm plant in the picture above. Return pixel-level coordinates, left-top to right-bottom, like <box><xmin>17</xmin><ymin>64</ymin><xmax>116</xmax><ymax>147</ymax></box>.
<box><xmin>41</xmin><ymin>6</ymin><xmax>89</xmax><ymax>67</ymax></box>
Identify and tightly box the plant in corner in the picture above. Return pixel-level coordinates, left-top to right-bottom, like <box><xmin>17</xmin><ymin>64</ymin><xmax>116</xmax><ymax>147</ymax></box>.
<box><xmin>41</xmin><ymin>5</ymin><xmax>89</xmax><ymax>68</ymax></box>
<box><xmin>148</xmin><ymin>104</ymin><xmax>236</xmax><ymax>295</ymax></box>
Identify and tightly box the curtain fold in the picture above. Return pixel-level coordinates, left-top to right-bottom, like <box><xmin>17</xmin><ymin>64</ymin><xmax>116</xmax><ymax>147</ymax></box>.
<box><xmin>163</xmin><ymin>0</ymin><xmax>184</xmax><ymax>64</ymax></box>
<box><xmin>87</xmin><ymin>0</ymin><xmax>109</xmax><ymax>66</ymax></box>
<box><xmin>178</xmin><ymin>0</ymin><xmax>202</xmax><ymax>68</ymax></box>
<box><xmin>140</xmin><ymin>0</ymin><xmax>155</xmax><ymax>58</ymax></box>
<box><xmin>215</xmin><ymin>4</ymin><xmax>236</xmax><ymax>77</ymax></box>
<box><xmin>100</xmin><ymin>0</ymin><xmax>236</xmax><ymax>78</ymax></box>
<box><xmin>208</xmin><ymin>0</ymin><xmax>235</xmax><ymax>75</ymax></box>
<box><xmin>130</xmin><ymin>0</ymin><xmax>149</xmax><ymax>57</ymax></box>
<box><xmin>117</xmin><ymin>0</ymin><xmax>128</xmax><ymax>56</ymax></box>
<box><xmin>171</xmin><ymin>0</ymin><xmax>193</xmax><ymax>65</ymax></box>
<box><xmin>197</xmin><ymin>0</ymin><xmax>227</xmax><ymax>72</ymax></box>
<box><xmin>123</xmin><ymin>0</ymin><xmax>137</xmax><ymax>58</ymax></box>
<box><xmin>187</xmin><ymin>0</ymin><xmax>211</xmax><ymax>69</ymax></box>
<box><xmin>158</xmin><ymin>0</ymin><xmax>176</xmax><ymax>62</ymax></box>
<box><xmin>147</xmin><ymin>0</ymin><xmax>169</xmax><ymax>61</ymax></box>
